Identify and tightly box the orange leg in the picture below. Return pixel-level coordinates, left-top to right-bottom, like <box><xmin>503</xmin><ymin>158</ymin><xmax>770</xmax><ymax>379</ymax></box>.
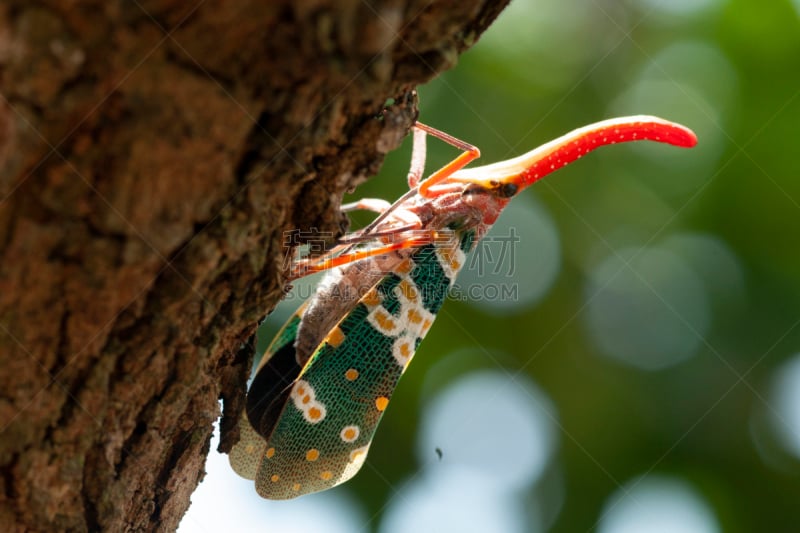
<box><xmin>290</xmin><ymin>229</ymin><xmax>442</xmax><ymax>280</ymax></box>
<box><xmin>314</xmin><ymin>199</ymin><xmax>405</xmax><ymax>268</ymax></box>
<box><xmin>289</xmin><ymin>123</ymin><xmax>481</xmax><ymax>279</ymax></box>
<box><xmin>337</xmin><ymin>122</ymin><xmax>480</xmax><ymax>248</ymax></box>
<box><xmin>413</xmin><ymin>122</ymin><xmax>481</xmax><ymax>198</ymax></box>
<box><xmin>338</xmin><ymin>222</ymin><xmax>422</xmax><ymax>245</ymax></box>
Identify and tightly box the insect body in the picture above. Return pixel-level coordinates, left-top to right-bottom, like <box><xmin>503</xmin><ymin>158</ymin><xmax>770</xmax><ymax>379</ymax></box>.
<box><xmin>229</xmin><ymin>115</ymin><xmax>697</xmax><ymax>499</ymax></box>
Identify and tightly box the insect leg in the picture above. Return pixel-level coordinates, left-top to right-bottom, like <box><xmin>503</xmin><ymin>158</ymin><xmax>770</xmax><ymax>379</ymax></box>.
<box><xmin>413</xmin><ymin>122</ymin><xmax>481</xmax><ymax>198</ymax></box>
<box><xmin>290</xmin><ymin>121</ymin><xmax>478</xmax><ymax>277</ymax></box>
<box><xmin>341</xmin><ymin>198</ymin><xmax>392</xmax><ymax>214</ymax></box>
<box><xmin>338</xmin><ymin>222</ymin><xmax>422</xmax><ymax>245</ymax></box>
<box><xmin>407</xmin><ymin>126</ymin><xmax>427</xmax><ymax>188</ymax></box>
<box><xmin>341</xmin><ymin>120</ymin><xmax>482</xmax><ymax>250</ymax></box>
<box><xmin>290</xmin><ymin>202</ymin><xmax>421</xmax><ymax>281</ymax></box>
<box><xmin>290</xmin><ymin>228</ymin><xmax>440</xmax><ymax>279</ymax></box>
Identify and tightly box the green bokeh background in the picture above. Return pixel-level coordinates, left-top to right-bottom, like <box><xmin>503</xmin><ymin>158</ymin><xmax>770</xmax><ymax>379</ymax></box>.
<box><xmin>257</xmin><ymin>1</ymin><xmax>800</xmax><ymax>531</ymax></box>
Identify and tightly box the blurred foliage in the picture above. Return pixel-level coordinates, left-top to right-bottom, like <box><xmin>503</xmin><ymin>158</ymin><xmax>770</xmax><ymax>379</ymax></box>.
<box><xmin>257</xmin><ymin>0</ymin><xmax>800</xmax><ymax>531</ymax></box>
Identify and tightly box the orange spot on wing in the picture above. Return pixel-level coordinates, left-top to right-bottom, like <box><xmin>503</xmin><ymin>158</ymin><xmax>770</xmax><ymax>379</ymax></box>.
<box><xmin>396</xmin><ymin>258</ymin><xmax>414</xmax><ymax>274</ymax></box>
<box><xmin>447</xmin><ymin>252</ymin><xmax>462</xmax><ymax>270</ymax></box>
<box><xmin>270</xmin><ymin>474</ymin><xmax>279</xmax><ymax>482</ymax></box>
<box><xmin>362</xmin><ymin>288</ymin><xmax>382</xmax><ymax>306</ymax></box>
<box><xmin>306</xmin><ymin>449</ymin><xmax>320</xmax><ymax>461</ymax></box>
<box><xmin>326</xmin><ymin>327</ymin><xmax>345</xmax><ymax>347</ymax></box>
<box><xmin>400</xmin><ymin>342</ymin><xmax>411</xmax><ymax>358</ymax></box>
<box><xmin>345</xmin><ymin>368</ymin><xmax>359</xmax><ymax>381</ymax></box>
<box><xmin>340</xmin><ymin>425</ymin><xmax>360</xmax><ymax>442</ymax></box>
<box><xmin>349</xmin><ymin>446</ymin><xmax>368</xmax><ymax>462</ymax></box>
<box><xmin>320</xmin><ymin>471</ymin><xmax>333</xmax><ymax>481</ymax></box>
<box><xmin>292</xmin><ymin>483</ymin><xmax>301</xmax><ymax>492</ymax></box>
<box><xmin>308</xmin><ymin>407</ymin><xmax>322</xmax><ymax>420</ymax></box>
<box><xmin>398</xmin><ymin>279</ymin><xmax>419</xmax><ymax>302</ymax></box>
<box><xmin>375</xmin><ymin>396</ymin><xmax>389</xmax><ymax>412</ymax></box>
<box><xmin>266</xmin><ymin>447</ymin><xmax>275</xmax><ymax>459</ymax></box>
<box><xmin>374</xmin><ymin>311</ymin><xmax>396</xmax><ymax>332</ymax></box>
<box><xmin>407</xmin><ymin>308</ymin><xmax>423</xmax><ymax>324</ymax></box>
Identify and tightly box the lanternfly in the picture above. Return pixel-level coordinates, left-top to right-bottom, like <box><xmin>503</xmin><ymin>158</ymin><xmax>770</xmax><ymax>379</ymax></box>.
<box><xmin>229</xmin><ymin>114</ymin><xmax>697</xmax><ymax>499</ymax></box>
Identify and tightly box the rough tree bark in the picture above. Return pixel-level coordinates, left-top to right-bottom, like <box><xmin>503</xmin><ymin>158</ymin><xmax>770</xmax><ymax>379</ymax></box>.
<box><xmin>0</xmin><ymin>1</ymin><xmax>509</xmax><ymax>531</ymax></box>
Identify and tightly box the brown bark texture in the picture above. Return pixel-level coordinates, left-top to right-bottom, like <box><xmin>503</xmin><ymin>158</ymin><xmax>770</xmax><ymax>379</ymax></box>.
<box><xmin>0</xmin><ymin>1</ymin><xmax>509</xmax><ymax>531</ymax></box>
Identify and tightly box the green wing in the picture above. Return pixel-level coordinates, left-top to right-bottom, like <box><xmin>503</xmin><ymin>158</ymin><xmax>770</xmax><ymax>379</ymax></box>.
<box><xmin>228</xmin><ymin>306</ymin><xmax>306</xmax><ymax>480</ymax></box>
<box><xmin>229</xmin><ymin>234</ymin><xmax>470</xmax><ymax>499</ymax></box>
<box><xmin>251</xmin><ymin>243</ymin><xmax>460</xmax><ymax>499</ymax></box>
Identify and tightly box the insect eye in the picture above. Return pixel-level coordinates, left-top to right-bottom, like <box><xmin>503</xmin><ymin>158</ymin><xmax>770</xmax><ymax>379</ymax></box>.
<box><xmin>498</xmin><ymin>183</ymin><xmax>518</xmax><ymax>198</ymax></box>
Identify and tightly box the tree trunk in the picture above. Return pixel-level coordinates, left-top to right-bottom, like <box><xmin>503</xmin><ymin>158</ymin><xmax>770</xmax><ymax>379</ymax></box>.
<box><xmin>0</xmin><ymin>1</ymin><xmax>509</xmax><ymax>530</ymax></box>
